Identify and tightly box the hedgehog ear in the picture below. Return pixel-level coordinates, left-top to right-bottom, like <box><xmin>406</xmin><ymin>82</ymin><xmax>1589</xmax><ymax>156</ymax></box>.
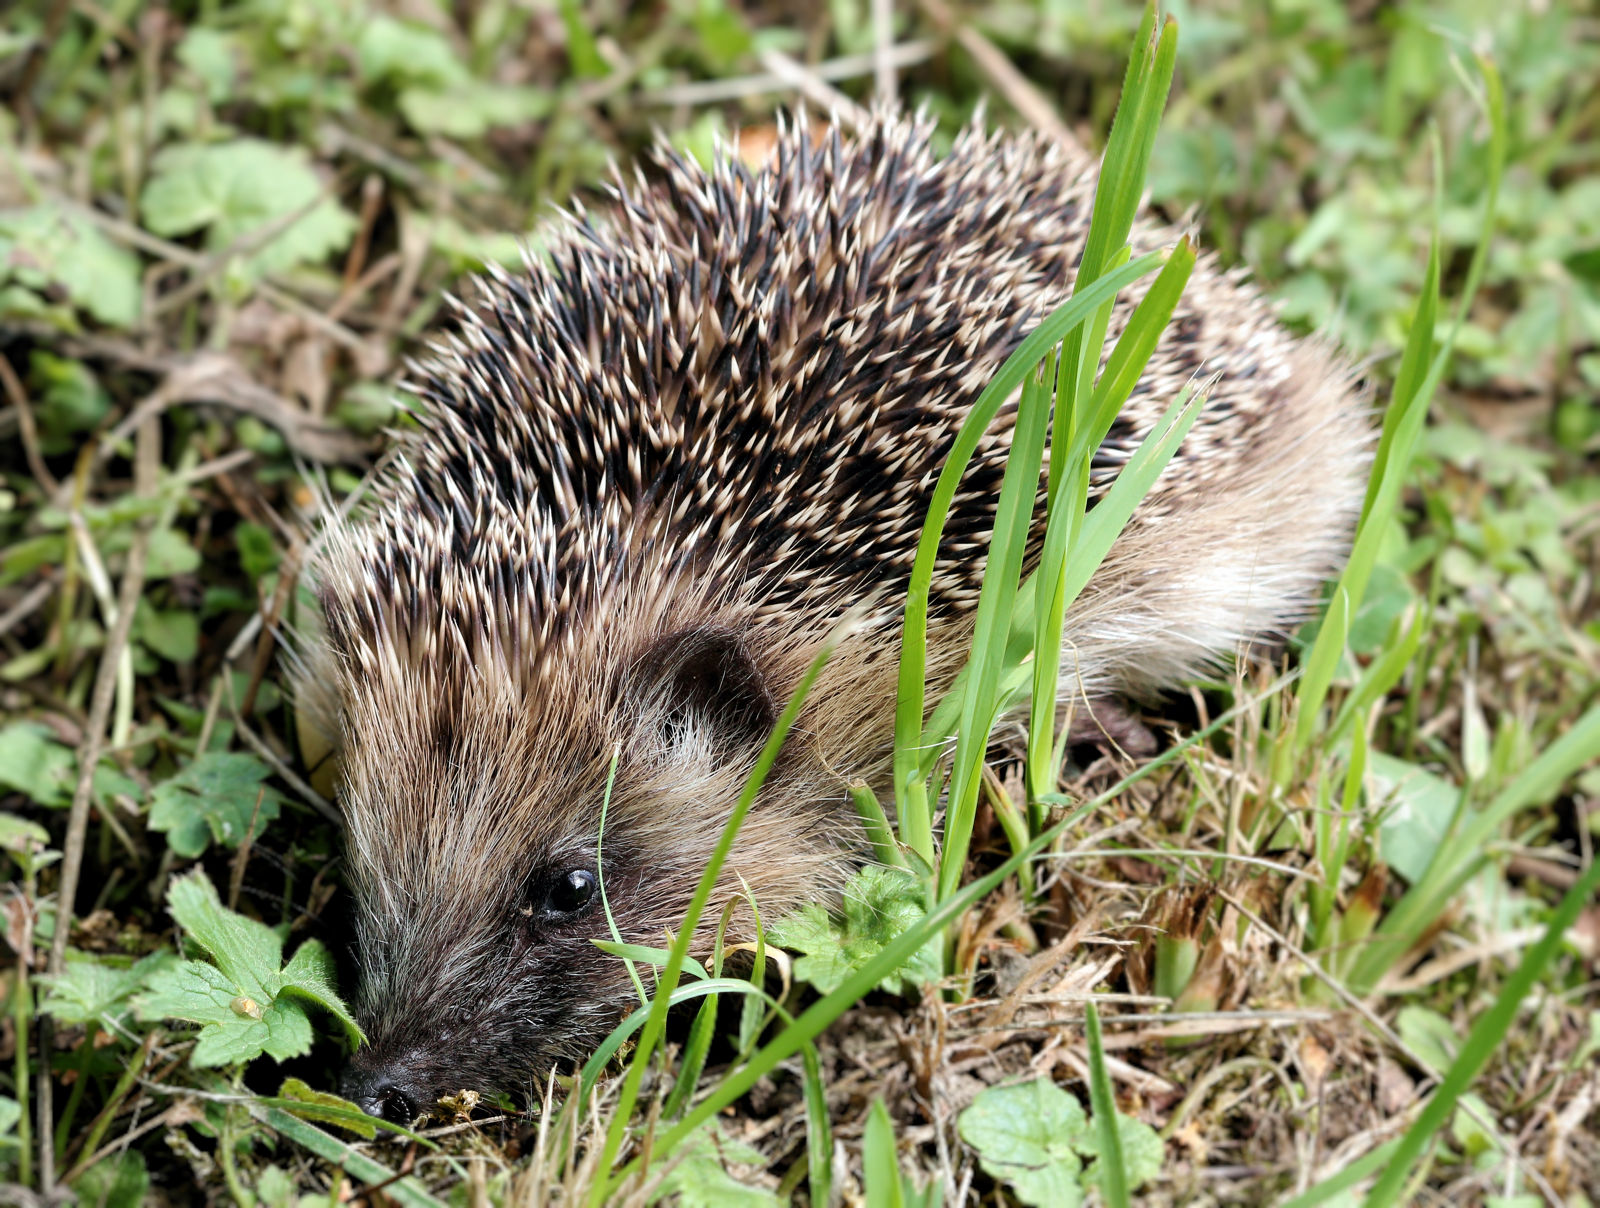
<box><xmin>639</xmin><ymin>628</ymin><xmax>777</xmax><ymax>754</ymax></box>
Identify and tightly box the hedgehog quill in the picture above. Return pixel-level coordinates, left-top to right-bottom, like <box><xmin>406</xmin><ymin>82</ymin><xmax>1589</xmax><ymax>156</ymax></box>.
<box><xmin>296</xmin><ymin>113</ymin><xmax>1369</xmax><ymax>1121</ymax></box>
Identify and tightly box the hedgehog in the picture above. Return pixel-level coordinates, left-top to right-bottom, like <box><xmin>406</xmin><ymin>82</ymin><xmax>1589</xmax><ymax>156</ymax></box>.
<box><xmin>295</xmin><ymin>111</ymin><xmax>1369</xmax><ymax>1123</ymax></box>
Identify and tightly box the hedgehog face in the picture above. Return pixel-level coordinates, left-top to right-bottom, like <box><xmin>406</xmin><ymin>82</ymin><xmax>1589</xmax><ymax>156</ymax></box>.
<box><xmin>324</xmin><ymin>620</ymin><xmax>844</xmax><ymax>1119</ymax></box>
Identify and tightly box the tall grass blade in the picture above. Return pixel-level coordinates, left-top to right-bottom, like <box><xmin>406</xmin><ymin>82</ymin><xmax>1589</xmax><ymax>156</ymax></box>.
<box><xmin>1344</xmin><ymin>705</ymin><xmax>1600</xmax><ymax>995</ymax></box>
<box><xmin>862</xmin><ymin>1099</ymin><xmax>904</xmax><ymax>1208</ymax></box>
<box><xmin>590</xmin><ymin>638</ymin><xmax>839</xmax><ymax>1202</ymax></box>
<box><xmin>937</xmin><ymin>359</ymin><xmax>1054</xmax><ymax>901</ymax></box>
<box><xmin>1084</xmin><ymin>1002</ymin><xmax>1129</xmax><ymax>1208</ymax></box>
<box><xmin>891</xmin><ymin>252</ymin><xmax>1168</xmax><ymax>858</ymax></box>
<box><xmin>1028</xmin><ymin>240</ymin><xmax>1196</xmax><ymax>799</ymax></box>
<box><xmin>916</xmin><ymin>382</ymin><xmax>1205</xmax><ymax>780</ymax></box>
<box><xmin>802</xmin><ymin>1044</ymin><xmax>833</xmax><ymax>1208</ymax></box>
<box><xmin>1362</xmin><ymin>851</ymin><xmax>1600</xmax><ymax>1208</ymax></box>
<box><xmin>618</xmin><ymin>685</ymin><xmax>1289</xmax><ymax>1183</ymax></box>
<box><xmin>1290</xmin><ymin>54</ymin><xmax>1505</xmax><ymax>761</ymax></box>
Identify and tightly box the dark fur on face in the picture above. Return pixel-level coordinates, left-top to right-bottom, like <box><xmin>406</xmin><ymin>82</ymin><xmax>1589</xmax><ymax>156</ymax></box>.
<box><xmin>296</xmin><ymin>110</ymin><xmax>1370</xmax><ymax>1118</ymax></box>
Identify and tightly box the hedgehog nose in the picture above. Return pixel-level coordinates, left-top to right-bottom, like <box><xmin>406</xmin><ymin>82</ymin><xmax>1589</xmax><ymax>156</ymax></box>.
<box><xmin>341</xmin><ymin>1061</ymin><xmax>426</xmax><ymax>1126</ymax></box>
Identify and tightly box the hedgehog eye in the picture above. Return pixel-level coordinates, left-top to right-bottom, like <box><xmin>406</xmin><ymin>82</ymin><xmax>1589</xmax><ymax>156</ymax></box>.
<box><xmin>545</xmin><ymin>869</ymin><xmax>597</xmax><ymax>916</ymax></box>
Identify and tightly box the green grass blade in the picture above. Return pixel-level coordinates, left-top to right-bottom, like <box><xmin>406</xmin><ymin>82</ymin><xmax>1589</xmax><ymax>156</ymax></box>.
<box><xmin>916</xmin><ymin>381</ymin><xmax>1204</xmax><ymax>778</ymax></box>
<box><xmin>247</xmin><ymin>1105</ymin><xmax>448</xmax><ymax>1208</ymax></box>
<box><xmin>1344</xmin><ymin>705</ymin><xmax>1600</xmax><ymax>994</ymax></box>
<box><xmin>891</xmin><ymin>251</ymin><xmax>1169</xmax><ymax>854</ymax></box>
<box><xmin>590</xmin><ymin>639</ymin><xmax>838</xmax><ymax>1202</ymax></box>
<box><xmin>621</xmin><ymin>686</ymin><xmax>1288</xmax><ymax>1184</ymax></box>
<box><xmin>937</xmin><ymin>358</ymin><xmax>1055</xmax><ymax>902</ymax></box>
<box><xmin>1278</xmin><ymin>1139</ymin><xmax>1402</xmax><ymax>1208</ymax></box>
<box><xmin>662</xmin><ymin>994</ymin><xmax>717</xmax><ymax>1120</ymax></box>
<box><xmin>1362</xmin><ymin>851</ymin><xmax>1600</xmax><ymax>1208</ymax></box>
<box><xmin>852</xmin><ymin>781</ymin><xmax>908</xmax><ymax>869</ymax></box>
<box><xmin>596</xmin><ymin>748</ymin><xmax>647</xmax><ymax>1005</ymax></box>
<box><xmin>863</xmin><ymin>1099</ymin><xmax>905</xmax><ymax>1208</ymax></box>
<box><xmin>802</xmin><ymin>1044</ymin><xmax>833</xmax><ymax>1208</ymax></box>
<box><xmin>1029</xmin><ymin>240</ymin><xmax>1196</xmax><ymax>796</ymax></box>
<box><xmin>1291</xmin><ymin>53</ymin><xmax>1506</xmax><ymax>761</ymax></box>
<box><xmin>1084</xmin><ymin>1001</ymin><xmax>1129</xmax><ymax>1208</ymax></box>
<box><xmin>1056</xmin><ymin>384</ymin><xmax>1206</xmax><ymax>611</ymax></box>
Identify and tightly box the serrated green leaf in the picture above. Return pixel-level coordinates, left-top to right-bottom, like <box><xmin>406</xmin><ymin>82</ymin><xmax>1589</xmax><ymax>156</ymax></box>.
<box><xmin>958</xmin><ymin>1079</ymin><xmax>1089</xmax><ymax>1208</ymax></box>
<box><xmin>38</xmin><ymin>949</ymin><xmax>177</xmax><ymax>1027</ymax></box>
<box><xmin>0</xmin><ymin>208</ymin><xmax>142</xmax><ymax>327</ymax></box>
<box><xmin>135</xmin><ymin>871</ymin><xmax>362</xmax><ymax>1066</ymax></box>
<box><xmin>166</xmin><ymin>867</ymin><xmax>281</xmax><ymax>990</ymax></box>
<box><xmin>147</xmin><ymin>752</ymin><xmax>282</xmax><ymax>858</ymax></box>
<box><xmin>137</xmin><ymin>954</ymin><xmax>310</xmax><ymax>1067</ymax></box>
<box><xmin>277</xmin><ymin>939</ymin><xmax>363</xmax><ymax>1047</ymax></box>
<box><xmin>140</xmin><ymin>140</ymin><xmax>356</xmax><ymax>284</ymax></box>
<box><xmin>767</xmin><ymin>865</ymin><xmax>940</xmax><ymax>996</ymax></box>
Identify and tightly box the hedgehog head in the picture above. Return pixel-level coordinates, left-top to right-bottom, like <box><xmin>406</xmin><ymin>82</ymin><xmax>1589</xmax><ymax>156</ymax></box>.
<box><xmin>307</xmin><ymin>548</ymin><xmax>855</xmax><ymax>1117</ymax></box>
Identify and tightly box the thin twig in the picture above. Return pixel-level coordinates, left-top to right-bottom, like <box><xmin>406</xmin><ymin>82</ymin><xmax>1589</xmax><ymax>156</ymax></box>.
<box><xmin>872</xmin><ymin>0</ymin><xmax>898</xmax><ymax>104</ymax></box>
<box><xmin>755</xmin><ymin>50</ymin><xmax>871</xmax><ymax>130</ymax></box>
<box><xmin>37</xmin><ymin>416</ymin><xmax>160</xmax><ymax>1192</ymax></box>
<box><xmin>918</xmin><ymin>0</ymin><xmax>1080</xmax><ymax>149</ymax></box>
<box><xmin>0</xmin><ymin>352</ymin><xmax>61</xmax><ymax>496</ymax></box>
<box><xmin>642</xmin><ymin>42</ymin><xmax>936</xmax><ymax>107</ymax></box>
<box><xmin>229</xmin><ymin>692</ymin><xmax>342</xmax><ymax>826</ymax></box>
<box><xmin>0</xmin><ymin>578</ymin><xmax>56</xmax><ymax>640</ymax></box>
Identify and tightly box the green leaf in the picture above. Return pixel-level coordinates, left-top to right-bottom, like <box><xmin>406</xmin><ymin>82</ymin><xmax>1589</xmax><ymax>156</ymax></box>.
<box><xmin>135</xmin><ymin>600</ymin><xmax>200</xmax><ymax>664</ymax></box>
<box><xmin>29</xmin><ymin>351</ymin><xmax>110</xmax><ymax>445</ymax></box>
<box><xmin>176</xmin><ymin>28</ymin><xmax>237</xmax><ymax>102</ymax></box>
<box><xmin>0</xmin><ymin>1096</ymin><xmax>20</xmax><ymax>1143</ymax></box>
<box><xmin>68</xmin><ymin>1149</ymin><xmax>147</xmax><ymax>1208</ymax></box>
<box><xmin>1077</xmin><ymin>1112</ymin><xmax>1164</xmax><ymax>1192</ymax></box>
<box><xmin>1396</xmin><ymin>1004</ymin><xmax>1459</xmax><ymax>1073</ymax></box>
<box><xmin>0</xmin><ymin>721</ymin><xmax>74</xmax><ymax>806</ymax></box>
<box><xmin>143</xmin><ymin>528</ymin><xmax>202</xmax><ymax>579</ymax></box>
<box><xmin>1367</xmin><ymin>751</ymin><xmax>1461</xmax><ymax>883</ymax></box>
<box><xmin>277</xmin><ymin>939</ymin><xmax>364</xmax><ymax>1047</ymax></box>
<box><xmin>767</xmin><ymin>866</ymin><xmax>940</xmax><ymax>996</ymax></box>
<box><xmin>267</xmin><ymin>1078</ymin><xmax>377</xmax><ymax>1139</ymax></box>
<box><xmin>0</xmin><ymin>208</ymin><xmax>142</xmax><ymax>328</ymax></box>
<box><xmin>134</xmin><ymin>870</ymin><xmax>364</xmax><ymax>1066</ymax></box>
<box><xmin>0</xmin><ymin>813</ymin><xmax>51</xmax><ymax>855</ymax></box>
<box><xmin>234</xmin><ymin>522</ymin><xmax>281</xmax><ymax>582</ymax></box>
<box><xmin>959</xmin><ymin>1079</ymin><xmax>1088</xmax><ymax>1208</ymax></box>
<box><xmin>646</xmin><ymin>1124</ymin><xmax>778</xmax><ymax>1208</ymax></box>
<box><xmin>147</xmin><ymin>752</ymin><xmax>282</xmax><ymax>858</ymax></box>
<box><xmin>140</xmin><ymin>140</ymin><xmax>356</xmax><ymax>284</ymax></box>
<box><xmin>355</xmin><ymin>16</ymin><xmax>467</xmax><ymax>87</ymax></box>
<box><xmin>38</xmin><ymin>950</ymin><xmax>177</xmax><ymax>1027</ymax></box>
<box><xmin>397</xmin><ymin>83</ymin><xmax>551</xmax><ymax>138</ymax></box>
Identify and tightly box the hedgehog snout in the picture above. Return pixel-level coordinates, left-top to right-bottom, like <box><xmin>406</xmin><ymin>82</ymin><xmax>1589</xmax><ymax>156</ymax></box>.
<box><xmin>341</xmin><ymin>1047</ymin><xmax>435</xmax><ymax>1126</ymax></box>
